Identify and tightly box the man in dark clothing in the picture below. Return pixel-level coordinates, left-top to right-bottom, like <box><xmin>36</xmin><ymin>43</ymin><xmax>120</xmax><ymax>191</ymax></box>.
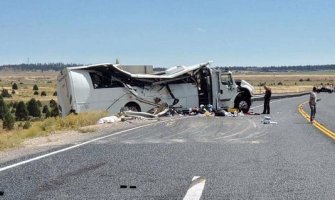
<box><xmin>262</xmin><ymin>85</ymin><xmax>272</xmax><ymax>114</ymax></box>
<box><xmin>309</xmin><ymin>87</ymin><xmax>317</xmax><ymax>122</ymax></box>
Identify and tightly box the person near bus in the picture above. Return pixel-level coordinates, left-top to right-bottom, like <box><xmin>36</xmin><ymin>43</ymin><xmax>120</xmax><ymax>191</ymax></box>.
<box><xmin>262</xmin><ymin>85</ymin><xmax>272</xmax><ymax>114</ymax></box>
<box><xmin>309</xmin><ymin>87</ymin><xmax>317</xmax><ymax>123</ymax></box>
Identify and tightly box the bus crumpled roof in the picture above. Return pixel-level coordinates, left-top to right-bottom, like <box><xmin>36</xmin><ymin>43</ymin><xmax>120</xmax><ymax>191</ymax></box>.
<box><xmin>70</xmin><ymin>61</ymin><xmax>212</xmax><ymax>80</ymax></box>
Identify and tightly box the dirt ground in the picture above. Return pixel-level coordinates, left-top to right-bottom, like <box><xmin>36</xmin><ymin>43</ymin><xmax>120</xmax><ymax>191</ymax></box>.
<box><xmin>0</xmin><ymin>70</ymin><xmax>58</xmax><ymax>102</ymax></box>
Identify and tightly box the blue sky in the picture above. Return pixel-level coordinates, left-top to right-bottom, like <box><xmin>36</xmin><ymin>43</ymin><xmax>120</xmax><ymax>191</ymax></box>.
<box><xmin>0</xmin><ymin>0</ymin><xmax>334</xmax><ymax>67</ymax></box>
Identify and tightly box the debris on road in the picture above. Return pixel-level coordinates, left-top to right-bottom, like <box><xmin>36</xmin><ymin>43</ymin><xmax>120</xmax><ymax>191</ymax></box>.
<box><xmin>97</xmin><ymin>101</ymin><xmax>254</xmax><ymax>125</ymax></box>
<box><xmin>123</xmin><ymin>110</ymin><xmax>157</xmax><ymax>119</ymax></box>
<box><xmin>97</xmin><ymin>116</ymin><xmax>121</xmax><ymax>124</ymax></box>
<box><xmin>245</xmin><ymin>112</ymin><xmax>261</xmax><ymax>115</ymax></box>
<box><xmin>262</xmin><ymin>116</ymin><xmax>277</xmax><ymax>124</ymax></box>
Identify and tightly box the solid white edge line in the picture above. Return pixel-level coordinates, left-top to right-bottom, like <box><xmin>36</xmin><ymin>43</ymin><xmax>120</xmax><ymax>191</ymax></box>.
<box><xmin>0</xmin><ymin>122</ymin><xmax>158</xmax><ymax>173</ymax></box>
<box><xmin>183</xmin><ymin>176</ymin><xmax>206</xmax><ymax>200</ymax></box>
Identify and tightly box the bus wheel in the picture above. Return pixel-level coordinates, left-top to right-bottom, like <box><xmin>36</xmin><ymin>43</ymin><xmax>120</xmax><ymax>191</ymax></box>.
<box><xmin>235</xmin><ymin>95</ymin><xmax>251</xmax><ymax>113</ymax></box>
<box><xmin>124</xmin><ymin>102</ymin><xmax>141</xmax><ymax>112</ymax></box>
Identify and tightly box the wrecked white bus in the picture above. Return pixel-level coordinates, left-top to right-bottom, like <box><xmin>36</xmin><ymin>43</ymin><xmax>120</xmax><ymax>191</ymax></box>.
<box><xmin>57</xmin><ymin>62</ymin><xmax>254</xmax><ymax>116</ymax></box>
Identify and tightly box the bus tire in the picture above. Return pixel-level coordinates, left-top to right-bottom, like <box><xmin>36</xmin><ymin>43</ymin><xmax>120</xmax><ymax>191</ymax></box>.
<box><xmin>234</xmin><ymin>95</ymin><xmax>251</xmax><ymax>113</ymax></box>
<box><xmin>124</xmin><ymin>102</ymin><xmax>141</xmax><ymax>112</ymax></box>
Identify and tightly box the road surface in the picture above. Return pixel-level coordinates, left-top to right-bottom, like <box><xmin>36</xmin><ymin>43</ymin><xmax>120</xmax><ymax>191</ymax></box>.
<box><xmin>0</xmin><ymin>94</ymin><xmax>335</xmax><ymax>199</ymax></box>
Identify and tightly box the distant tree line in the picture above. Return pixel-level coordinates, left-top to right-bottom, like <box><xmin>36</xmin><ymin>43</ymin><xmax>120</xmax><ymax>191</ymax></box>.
<box><xmin>219</xmin><ymin>64</ymin><xmax>335</xmax><ymax>72</ymax></box>
<box><xmin>0</xmin><ymin>63</ymin><xmax>82</xmax><ymax>71</ymax></box>
<box><xmin>153</xmin><ymin>64</ymin><xmax>335</xmax><ymax>72</ymax></box>
<box><xmin>0</xmin><ymin>63</ymin><xmax>169</xmax><ymax>72</ymax></box>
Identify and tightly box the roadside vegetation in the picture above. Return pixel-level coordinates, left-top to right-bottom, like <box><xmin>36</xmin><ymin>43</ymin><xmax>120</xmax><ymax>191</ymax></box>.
<box><xmin>0</xmin><ymin>111</ymin><xmax>108</xmax><ymax>150</ymax></box>
<box><xmin>0</xmin><ymin>70</ymin><xmax>108</xmax><ymax>150</ymax></box>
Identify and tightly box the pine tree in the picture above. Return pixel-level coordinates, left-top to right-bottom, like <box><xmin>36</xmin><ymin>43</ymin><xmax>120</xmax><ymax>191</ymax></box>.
<box><xmin>36</xmin><ymin>100</ymin><xmax>42</xmax><ymax>107</ymax></box>
<box><xmin>15</xmin><ymin>101</ymin><xmax>28</xmax><ymax>121</ymax></box>
<box><xmin>42</xmin><ymin>105</ymin><xmax>49</xmax><ymax>113</ymax></box>
<box><xmin>33</xmin><ymin>84</ymin><xmax>39</xmax><ymax>91</ymax></box>
<box><xmin>50</xmin><ymin>106</ymin><xmax>60</xmax><ymax>117</ymax></box>
<box><xmin>12</xmin><ymin>101</ymin><xmax>18</xmax><ymax>109</ymax></box>
<box><xmin>12</xmin><ymin>83</ymin><xmax>18</xmax><ymax>90</ymax></box>
<box><xmin>0</xmin><ymin>97</ymin><xmax>9</xmax><ymax>120</ymax></box>
<box><xmin>27</xmin><ymin>98</ymin><xmax>41</xmax><ymax>118</ymax></box>
<box><xmin>45</xmin><ymin>109</ymin><xmax>51</xmax><ymax>118</ymax></box>
<box><xmin>1</xmin><ymin>88</ymin><xmax>12</xmax><ymax>98</ymax></box>
<box><xmin>3</xmin><ymin>112</ymin><xmax>15</xmax><ymax>130</ymax></box>
<box><xmin>41</xmin><ymin>91</ymin><xmax>47</xmax><ymax>96</ymax></box>
<box><xmin>50</xmin><ymin>99</ymin><xmax>57</xmax><ymax>108</ymax></box>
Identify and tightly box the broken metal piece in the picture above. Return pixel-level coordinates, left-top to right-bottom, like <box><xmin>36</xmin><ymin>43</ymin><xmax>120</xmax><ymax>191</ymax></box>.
<box><xmin>124</xmin><ymin>111</ymin><xmax>157</xmax><ymax>119</ymax></box>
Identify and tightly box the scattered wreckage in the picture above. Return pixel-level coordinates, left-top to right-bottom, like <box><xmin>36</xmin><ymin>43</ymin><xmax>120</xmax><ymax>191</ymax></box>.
<box><xmin>57</xmin><ymin>61</ymin><xmax>254</xmax><ymax>117</ymax></box>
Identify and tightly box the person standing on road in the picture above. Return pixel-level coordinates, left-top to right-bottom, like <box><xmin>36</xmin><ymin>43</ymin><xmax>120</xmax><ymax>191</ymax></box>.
<box><xmin>262</xmin><ymin>85</ymin><xmax>272</xmax><ymax>114</ymax></box>
<box><xmin>309</xmin><ymin>87</ymin><xmax>317</xmax><ymax>123</ymax></box>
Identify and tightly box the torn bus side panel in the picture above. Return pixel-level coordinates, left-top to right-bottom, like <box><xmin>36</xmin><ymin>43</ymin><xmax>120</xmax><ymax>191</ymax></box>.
<box><xmin>58</xmin><ymin>63</ymin><xmax>210</xmax><ymax>116</ymax></box>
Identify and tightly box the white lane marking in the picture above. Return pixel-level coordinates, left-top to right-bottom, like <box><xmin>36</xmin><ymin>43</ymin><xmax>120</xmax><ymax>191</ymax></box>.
<box><xmin>0</xmin><ymin>122</ymin><xmax>161</xmax><ymax>173</ymax></box>
<box><xmin>183</xmin><ymin>176</ymin><xmax>206</xmax><ymax>200</ymax></box>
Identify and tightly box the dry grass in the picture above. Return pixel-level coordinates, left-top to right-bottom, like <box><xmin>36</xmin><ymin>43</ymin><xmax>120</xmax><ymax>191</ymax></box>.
<box><xmin>0</xmin><ymin>111</ymin><xmax>108</xmax><ymax>150</ymax></box>
<box><xmin>0</xmin><ymin>70</ymin><xmax>58</xmax><ymax>103</ymax></box>
<box><xmin>235</xmin><ymin>72</ymin><xmax>335</xmax><ymax>94</ymax></box>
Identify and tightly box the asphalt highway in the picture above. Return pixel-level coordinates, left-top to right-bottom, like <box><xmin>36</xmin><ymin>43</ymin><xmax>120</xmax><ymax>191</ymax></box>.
<box><xmin>1</xmin><ymin>94</ymin><xmax>335</xmax><ymax>199</ymax></box>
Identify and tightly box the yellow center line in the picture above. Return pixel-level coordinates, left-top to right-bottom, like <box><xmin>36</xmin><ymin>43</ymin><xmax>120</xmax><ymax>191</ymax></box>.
<box><xmin>298</xmin><ymin>102</ymin><xmax>335</xmax><ymax>140</ymax></box>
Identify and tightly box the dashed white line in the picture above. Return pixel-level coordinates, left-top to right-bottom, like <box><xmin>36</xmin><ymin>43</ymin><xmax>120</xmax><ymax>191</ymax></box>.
<box><xmin>183</xmin><ymin>176</ymin><xmax>206</xmax><ymax>200</ymax></box>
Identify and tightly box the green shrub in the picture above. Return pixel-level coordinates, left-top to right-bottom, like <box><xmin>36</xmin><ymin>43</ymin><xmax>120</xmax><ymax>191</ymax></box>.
<box><xmin>33</xmin><ymin>84</ymin><xmax>39</xmax><ymax>91</ymax></box>
<box><xmin>0</xmin><ymin>97</ymin><xmax>8</xmax><ymax>120</ymax></box>
<box><xmin>27</xmin><ymin>98</ymin><xmax>41</xmax><ymax>118</ymax></box>
<box><xmin>1</xmin><ymin>88</ymin><xmax>12</xmax><ymax>98</ymax></box>
<box><xmin>42</xmin><ymin>105</ymin><xmax>49</xmax><ymax>113</ymax></box>
<box><xmin>23</xmin><ymin>121</ymin><xmax>31</xmax><ymax>129</ymax></box>
<box><xmin>15</xmin><ymin>101</ymin><xmax>28</xmax><ymax>121</ymax></box>
<box><xmin>3</xmin><ymin>112</ymin><xmax>15</xmax><ymax>130</ymax></box>
<box><xmin>12</xmin><ymin>83</ymin><xmax>18</xmax><ymax>90</ymax></box>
